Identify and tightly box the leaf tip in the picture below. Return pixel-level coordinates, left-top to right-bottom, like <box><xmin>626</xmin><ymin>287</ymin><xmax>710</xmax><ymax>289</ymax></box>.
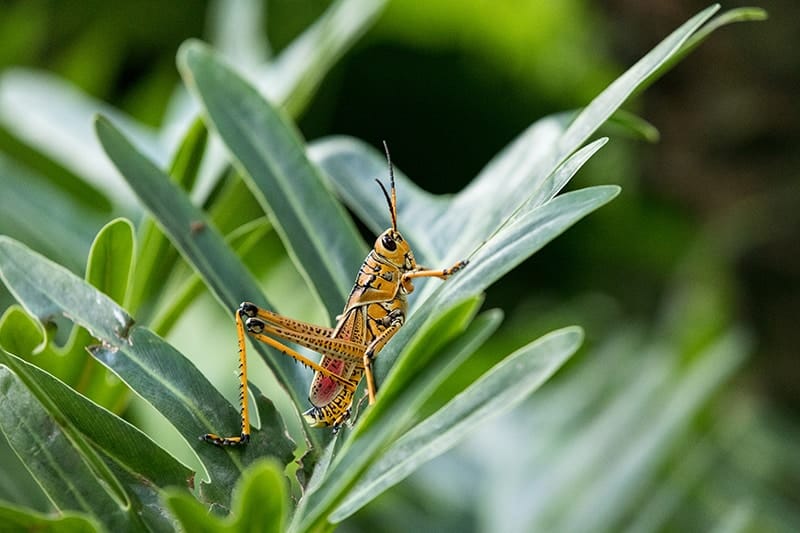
<box><xmin>177</xmin><ymin>39</ymin><xmax>211</xmax><ymax>74</ymax></box>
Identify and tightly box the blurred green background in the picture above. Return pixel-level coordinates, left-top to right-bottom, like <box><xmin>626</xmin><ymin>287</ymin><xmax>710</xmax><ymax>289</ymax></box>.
<box><xmin>0</xmin><ymin>0</ymin><xmax>797</xmax><ymax>531</ymax></box>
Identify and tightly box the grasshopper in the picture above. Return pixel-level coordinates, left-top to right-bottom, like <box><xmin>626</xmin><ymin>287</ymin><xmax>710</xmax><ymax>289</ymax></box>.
<box><xmin>202</xmin><ymin>143</ymin><xmax>467</xmax><ymax>446</ymax></box>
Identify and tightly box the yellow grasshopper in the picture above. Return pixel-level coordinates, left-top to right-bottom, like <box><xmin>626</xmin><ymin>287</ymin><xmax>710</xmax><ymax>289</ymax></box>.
<box><xmin>203</xmin><ymin>143</ymin><xmax>467</xmax><ymax>446</ymax></box>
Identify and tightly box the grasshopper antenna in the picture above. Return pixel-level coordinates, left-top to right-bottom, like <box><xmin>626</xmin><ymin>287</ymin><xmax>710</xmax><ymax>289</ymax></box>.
<box><xmin>375</xmin><ymin>140</ymin><xmax>398</xmax><ymax>231</ymax></box>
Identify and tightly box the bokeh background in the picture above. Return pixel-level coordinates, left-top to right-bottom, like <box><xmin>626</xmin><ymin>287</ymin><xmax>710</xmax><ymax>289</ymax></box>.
<box><xmin>0</xmin><ymin>1</ymin><xmax>797</xmax><ymax>531</ymax></box>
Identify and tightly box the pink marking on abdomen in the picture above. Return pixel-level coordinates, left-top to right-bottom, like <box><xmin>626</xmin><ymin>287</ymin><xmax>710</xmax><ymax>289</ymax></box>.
<box><xmin>310</xmin><ymin>357</ymin><xmax>346</xmax><ymax>406</ymax></box>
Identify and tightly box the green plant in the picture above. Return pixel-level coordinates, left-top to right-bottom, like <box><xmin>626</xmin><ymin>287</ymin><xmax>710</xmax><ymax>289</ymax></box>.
<box><xmin>0</xmin><ymin>4</ymin><xmax>768</xmax><ymax>532</ymax></box>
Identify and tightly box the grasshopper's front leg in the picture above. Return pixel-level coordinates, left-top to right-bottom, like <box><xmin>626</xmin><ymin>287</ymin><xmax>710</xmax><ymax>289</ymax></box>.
<box><xmin>361</xmin><ymin>260</ymin><xmax>468</xmax><ymax>405</ymax></box>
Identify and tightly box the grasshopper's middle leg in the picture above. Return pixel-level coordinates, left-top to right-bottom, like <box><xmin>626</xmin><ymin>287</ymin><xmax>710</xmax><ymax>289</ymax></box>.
<box><xmin>362</xmin><ymin>310</ymin><xmax>405</xmax><ymax>405</ymax></box>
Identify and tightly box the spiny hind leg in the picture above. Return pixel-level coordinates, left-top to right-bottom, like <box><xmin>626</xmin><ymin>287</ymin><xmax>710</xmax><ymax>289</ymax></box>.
<box><xmin>201</xmin><ymin>306</ymin><xmax>252</xmax><ymax>446</ymax></box>
<box><xmin>202</xmin><ymin>302</ymin><xmax>357</xmax><ymax>447</ymax></box>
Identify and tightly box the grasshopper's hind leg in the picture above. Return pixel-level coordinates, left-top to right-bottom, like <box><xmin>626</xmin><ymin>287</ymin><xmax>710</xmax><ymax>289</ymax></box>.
<box><xmin>202</xmin><ymin>302</ymin><xmax>359</xmax><ymax>446</ymax></box>
<box><xmin>201</xmin><ymin>304</ymin><xmax>252</xmax><ymax>446</ymax></box>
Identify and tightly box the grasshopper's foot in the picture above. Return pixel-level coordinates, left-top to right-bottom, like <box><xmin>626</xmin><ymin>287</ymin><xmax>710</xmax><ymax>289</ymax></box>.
<box><xmin>443</xmin><ymin>259</ymin><xmax>468</xmax><ymax>277</ymax></box>
<box><xmin>201</xmin><ymin>432</ymin><xmax>250</xmax><ymax>447</ymax></box>
<box><xmin>331</xmin><ymin>409</ymin><xmax>352</xmax><ymax>434</ymax></box>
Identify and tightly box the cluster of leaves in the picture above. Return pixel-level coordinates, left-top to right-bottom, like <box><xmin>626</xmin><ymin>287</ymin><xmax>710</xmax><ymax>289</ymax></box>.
<box><xmin>0</xmin><ymin>3</ymin><xmax>772</xmax><ymax>532</ymax></box>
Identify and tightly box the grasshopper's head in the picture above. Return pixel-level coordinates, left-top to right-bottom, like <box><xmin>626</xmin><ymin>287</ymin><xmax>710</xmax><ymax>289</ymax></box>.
<box><xmin>374</xmin><ymin>228</ymin><xmax>415</xmax><ymax>270</ymax></box>
<box><xmin>374</xmin><ymin>141</ymin><xmax>417</xmax><ymax>271</ymax></box>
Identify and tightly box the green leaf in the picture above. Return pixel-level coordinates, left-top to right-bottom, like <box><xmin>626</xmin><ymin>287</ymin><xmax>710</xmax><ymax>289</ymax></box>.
<box><xmin>0</xmin><ymin>219</ymin><xmax>136</xmax><ymax>413</ymax></box>
<box><xmin>129</xmin><ymin>118</ymin><xmax>208</xmax><ymax>319</ymax></box>
<box><xmin>634</xmin><ymin>6</ymin><xmax>768</xmax><ymax>98</ymax></box>
<box><xmin>0</xmin><ymin>152</ymin><xmax>106</xmax><ymax>274</ymax></box>
<box><xmin>291</xmin><ymin>304</ymin><xmax>503</xmax><ymax>532</ymax></box>
<box><xmin>331</xmin><ymin>326</ymin><xmax>583</xmax><ymax>522</ymax></box>
<box><xmin>0</xmin><ymin>366</ymin><xmax>129</xmax><ymax>530</ymax></box>
<box><xmin>557</xmin><ymin>4</ymin><xmax>720</xmax><ymax>157</ymax></box>
<box><xmin>0</xmin><ymin>502</ymin><xmax>102</xmax><ymax>533</ymax></box>
<box><xmin>310</xmin><ymin>133</ymin><xmax>611</xmax><ymax>304</ymax></box>
<box><xmin>312</xmin><ymin>6</ymin><xmax>725</xmax><ymax>284</ymax></box>
<box><xmin>179</xmin><ymin>41</ymin><xmax>368</xmax><ymax>319</ymax></box>
<box><xmin>149</xmin><ymin>218</ymin><xmax>273</xmax><ymax>338</ymax></box>
<box><xmin>85</xmin><ymin>218</ymin><xmax>134</xmax><ymax>306</ymax></box>
<box><xmin>165</xmin><ymin>459</ymin><xmax>288</xmax><ymax>533</ymax></box>
<box><xmin>0</xmin><ymin>343</ymin><xmax>192</xmax><ymax>490</ymax></box>
<box><xmin>296</xmin><ymin>325</ymin><xmax>582</xmax><ymax>529</ymax></box>
<box><xmin>0</xmin><ymin>424</ymin><xmax>51</xmax><ymax>512</ymax></box>
<box><xmin>605</xmin><ymin>110</ymin><xmax>660</xmax><ymax>143</ymax></box>
<box><xmin>86</xmin><ymin>332</ymin><xmax>296</xmax><ymax>510</ymax></box>
<box><xmin>0</xmin><ymin>236</ymin><xmax>295</xmax><ymax>510</ymax></box>
<box><xmin>0</xmin><ymin>236</ymin><xmax>133</xmax><ymax>345</ymax></box>
<box><xmin>439</xmin><ymin>185</ymin><xmax>621</xmax><ymax>308</ymax></box>
<box><xmin>71</xmin><ymin>218</ymin><xmax>135</xmax><ymax>408</ymax></box>
<box><xmin>0</xmin><ymin>68</ymin><xmax>164</xmax><ymax>211</ymax></box>
<box><xmin>349</xmin><ymin>297</ymin><xmax>486</xmax><ymax>438</ymax></box>
<box><xmin>93</xmin><ymin>115</ymin><xmax>315</xmax><ymax>433</ymax></box>
<box><xmin>547</xmin><ymin>330</ymin><xmax>748</xmax><ymax>533</ymax></box>
<box><xmin>260</xmin><ymin>0</ymin><xmax>389</xmax><ymax>117</ymax></box>
<box><xmin>363</xmin><ymin>185</ymin><xmax>618</xmax><ymax>397</ymax></box>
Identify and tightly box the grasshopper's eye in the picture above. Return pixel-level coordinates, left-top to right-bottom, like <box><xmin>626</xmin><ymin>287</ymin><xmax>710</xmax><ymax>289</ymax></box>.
<box><xmin>381</xmin><ymin>234</ymin><xmax>397</xmax><ymax>251</ymax></box>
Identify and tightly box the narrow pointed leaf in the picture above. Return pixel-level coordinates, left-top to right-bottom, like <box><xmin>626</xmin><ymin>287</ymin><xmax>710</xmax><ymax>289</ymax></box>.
<box><xmin>179</xmin><ymin>41</ymin><xmax>367</xmax><ymax>319</ymax></box>
<box><xmin>129</xmin><ymin>118</ymin><xmax>208</xmax><ymax>318</ymax></box>
<box><xmin>292</xmin><ymin>304</ymin><xmax>502</xmax><ymax>532</ymax></box>
<box><xmin>165</xmin><ymin>459</ymin><xmax>288</xmax><ymax>533</ymax></box>
<box><xmin>634</xmin><ymin>7</ymin><xmax>768</xmax><ymax>98</ymax></box>
<box><xmin>0</xmin><ymin>366</ymin><xmax>129</xmax><ymax>530</ymax></box>
<box><xmin>93</xmin><ymin>115</ymin><xmax>314</xmax><ymax>426</ymax></box>
<box><xmin>0</xmin><ymin>343</ymin><xmax>191</xmax><ymax>489</ymax></box>
<box><xmin>0</xmin><ymin>503</ymin><xmax>101</xmax><ymax>533</ymax></box>
<box><xmin>556</xmin><ymin>331</ymin><xmax>748</xmax><ymax>533</ymax></box>
<box><xmin>330</xmin><ymin>326</ymin><xmax>583</xmax><ymax>521</ymax></box>
<box><xmin>263</xmin><ymin>0</ymin><xmax>388</xmax><ymax>117</ymax></box>
<box><xmin>370</xmin><ymin>185</ymin><xmax>619</xmax><ymax>387</ymax></box>
<box><xmin>440</xmin><ymin>185</ymin><xmax>621</xmax><ymax>307</ymax></box>
<box><xmin>558</xmin><ymin>5</ymin><xmax>720</xmax><ymax>156</ymax></box>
